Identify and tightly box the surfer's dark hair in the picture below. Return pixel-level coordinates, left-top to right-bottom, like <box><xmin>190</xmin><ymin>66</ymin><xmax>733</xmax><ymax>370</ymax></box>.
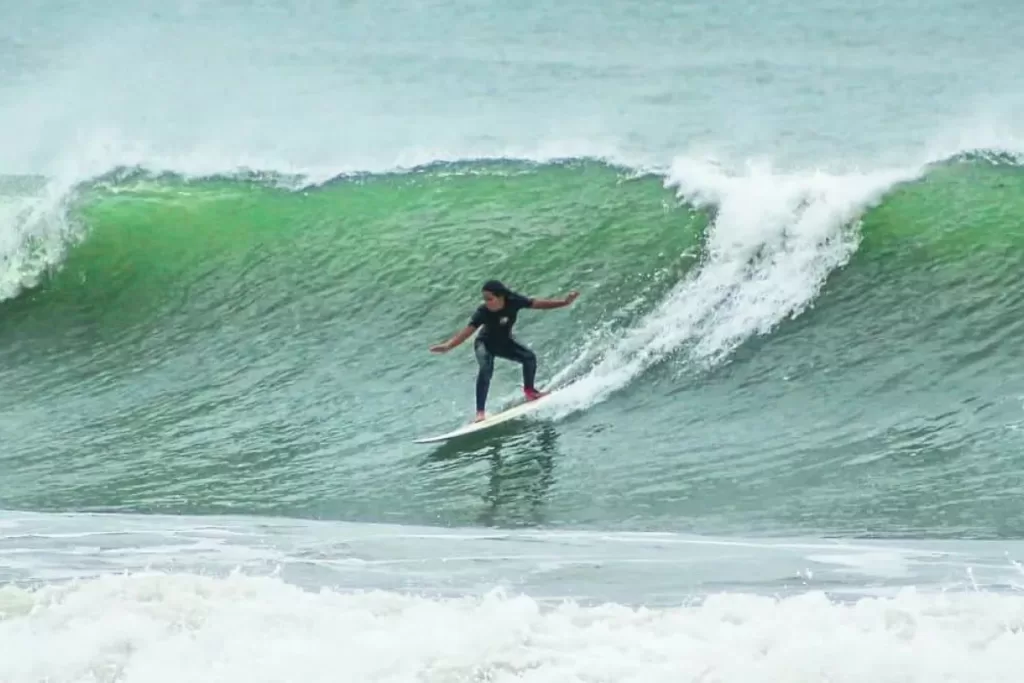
<box><xmin>481</xmin><ymin>279</ymin><xmax>510</xmax><ymax>296</ymax></box>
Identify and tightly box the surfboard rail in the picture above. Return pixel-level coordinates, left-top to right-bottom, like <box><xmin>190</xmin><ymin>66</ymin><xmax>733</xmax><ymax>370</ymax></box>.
<box><xmin>414</xmin><ymin>391</ymin><xmax>556</xmax><ymax>444</ymax></box>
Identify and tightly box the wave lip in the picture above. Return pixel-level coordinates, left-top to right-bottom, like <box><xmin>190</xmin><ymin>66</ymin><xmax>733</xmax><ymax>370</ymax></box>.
<box><xmin>0</xmin><ymin>175</ymin><xmax>80</xmax><ymax>302</ymax></box>
<box><xmin>548</xmin><ymin>156</ymin><xmax>925</xmax><ymax>414</ymax></box>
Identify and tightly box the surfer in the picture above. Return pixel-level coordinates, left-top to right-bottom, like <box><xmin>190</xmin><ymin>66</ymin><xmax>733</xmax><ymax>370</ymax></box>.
<box><xmin>430</xmin><ymin>280</ymin><xmax>579</xmax><ymax>421</ymax></box>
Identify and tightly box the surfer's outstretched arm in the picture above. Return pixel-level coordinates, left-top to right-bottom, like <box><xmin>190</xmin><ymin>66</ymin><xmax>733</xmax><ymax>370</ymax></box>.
<box><xmin>430</xmin><ymin>325</ymin><xmax>476</xmax><ymax>353</ymax></box>
<box><xmin>529</xmin><ymin>291</ymin><xmax>579</xmax><ymax>309</ymax></box>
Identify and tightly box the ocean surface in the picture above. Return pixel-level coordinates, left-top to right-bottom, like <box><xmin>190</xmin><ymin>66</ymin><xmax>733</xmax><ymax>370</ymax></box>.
<box><xmin>3</xmin><ymin>0</ymin><xmax>1024</xmax><ymax>680</ymax></box>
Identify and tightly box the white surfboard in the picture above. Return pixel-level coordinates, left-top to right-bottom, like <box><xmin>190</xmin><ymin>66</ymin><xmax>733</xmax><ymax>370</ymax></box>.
<box><xmin>414</xmin><ymin>391</ymin><xmax>557</xmax><ymax>444</ymax></box>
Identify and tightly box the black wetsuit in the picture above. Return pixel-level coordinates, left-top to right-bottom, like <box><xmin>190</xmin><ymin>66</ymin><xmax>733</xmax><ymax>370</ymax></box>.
<box><xmin>468</xmin><ymin>291</ymin><xmax>537</xmax><ymax>412</ymax></box>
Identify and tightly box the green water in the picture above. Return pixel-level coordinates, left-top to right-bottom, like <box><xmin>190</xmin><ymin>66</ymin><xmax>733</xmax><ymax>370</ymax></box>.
<box><xmin>1</xmin><ymin>155</ymin><xmax>1022</xmax><ymax>536</ymax></box>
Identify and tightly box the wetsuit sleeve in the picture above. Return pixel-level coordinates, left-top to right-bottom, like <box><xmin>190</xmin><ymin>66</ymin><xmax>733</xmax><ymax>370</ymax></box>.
<box><xmin>469</xmin><ymin>306</ymin><xmax>487</xmax><ymax>327</ymax></box>
<box><xmin>508</xmin><ymin>292</ymin><xmax>534</xmax><ymax>309</ymax></box>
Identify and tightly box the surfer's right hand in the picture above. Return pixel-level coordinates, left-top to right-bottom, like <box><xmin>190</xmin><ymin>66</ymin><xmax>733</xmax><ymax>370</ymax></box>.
<box><xmin>429</xmin><ymin>343</ymin><xmax>450</xmax><ymax>353</ymax></box>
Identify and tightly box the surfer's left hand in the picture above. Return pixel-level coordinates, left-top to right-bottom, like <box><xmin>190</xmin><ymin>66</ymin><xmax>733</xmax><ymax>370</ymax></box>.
<box><xmin>564</xmin><ymin>291</ymin><xmax>580</xmax><ymax>305</ymax></box>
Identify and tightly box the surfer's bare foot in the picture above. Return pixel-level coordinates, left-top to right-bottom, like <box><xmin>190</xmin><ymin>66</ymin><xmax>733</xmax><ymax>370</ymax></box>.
<box><xmin>524</xmin><ymin>387</ymin><xmax>547</xmax><ymax>401</ymax></box>
<box><xmin>475</xmin><ymin>411</ymin><xmax>487</xmax><ymax>422</ymax></box>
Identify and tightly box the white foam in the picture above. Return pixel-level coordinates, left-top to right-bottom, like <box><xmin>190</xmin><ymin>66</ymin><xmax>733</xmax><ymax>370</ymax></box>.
<box><xmin>546</xmin><ymin>156</ymin><xmax>925</xmax><ymax>416</ymax></box>
<box><xmin>0</xmin><ymin>177</ymin><xmax>81</xmax><ymax>302</ymax></box>
<box><xmin>2</xmin><ymin>572</ymin><xmax>1023</xmax><ymax>683</ymax></box>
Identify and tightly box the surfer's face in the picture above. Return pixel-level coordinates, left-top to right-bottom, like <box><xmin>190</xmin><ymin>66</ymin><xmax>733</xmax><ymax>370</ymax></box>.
<box><xmin>482</xmin><ymin>290</ymin><xmax>504</xmax><ymax>311</ymax></box>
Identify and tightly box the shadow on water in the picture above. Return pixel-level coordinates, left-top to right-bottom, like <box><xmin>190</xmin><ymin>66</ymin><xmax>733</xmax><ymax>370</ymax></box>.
<box><xmin>420</xmin><ymin>419</ymin><xmax>559</xmax><ymax>527</ymax></box>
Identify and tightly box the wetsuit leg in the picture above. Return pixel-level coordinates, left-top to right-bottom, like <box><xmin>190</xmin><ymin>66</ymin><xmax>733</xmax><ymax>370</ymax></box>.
<box><xmin>474</xmin><ymin>339</ymin><xmax>495</xmax><ymax>412</ymax></box>
<box><xmin>491</xmin><ymin>339</ymin><xmax>538</xmax><ymax>391</ymax></box>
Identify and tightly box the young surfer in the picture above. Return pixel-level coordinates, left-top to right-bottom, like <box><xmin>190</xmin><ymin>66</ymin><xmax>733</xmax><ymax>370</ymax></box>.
<box><xmin>430</xmin><ymin>280</ymin><xmax>579</xmax><ymax>421</ymax></box>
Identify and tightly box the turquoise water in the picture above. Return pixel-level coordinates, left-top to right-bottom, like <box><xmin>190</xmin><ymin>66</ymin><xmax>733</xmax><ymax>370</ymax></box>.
<box><xmin>3</xmin><ymin>1</ymin><xmax>1024</xmax><ymax>680</ymax></box>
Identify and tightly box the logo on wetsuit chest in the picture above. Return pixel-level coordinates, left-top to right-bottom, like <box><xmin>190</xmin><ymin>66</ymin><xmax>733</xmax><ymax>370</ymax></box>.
<box><xmin>499</xmin><ymin>317</ymin><xmax>509</xmax><ymax>325</ymax></box>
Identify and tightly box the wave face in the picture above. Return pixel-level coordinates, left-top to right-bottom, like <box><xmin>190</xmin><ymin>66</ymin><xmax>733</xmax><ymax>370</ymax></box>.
<box><xmin>1</xmin><ymin>152</ymin><xmax>1023</xmax><ymax>539</ymax></box>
